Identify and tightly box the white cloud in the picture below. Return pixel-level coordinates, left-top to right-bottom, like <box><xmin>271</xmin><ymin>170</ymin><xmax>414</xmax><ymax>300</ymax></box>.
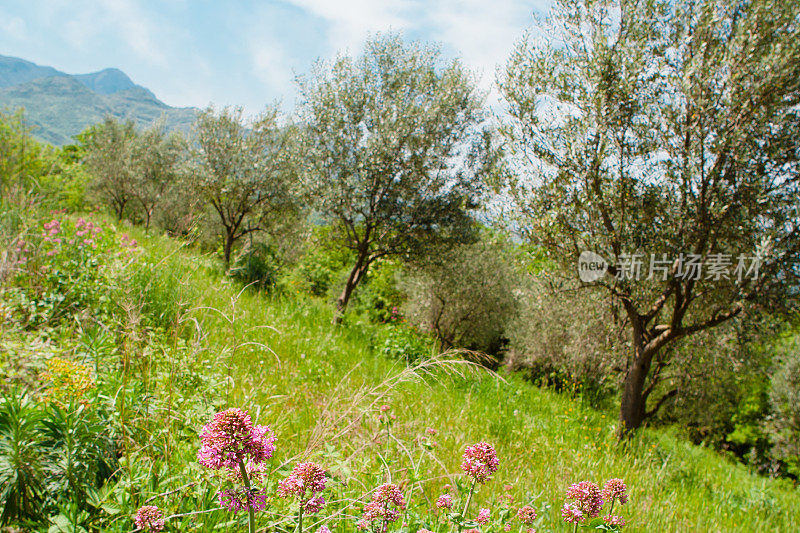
<box><xmin>284</xmin><ymin>0</ymin><xmax>417</xmax><ymax>53</ymax></box>
<box><xmin>0</xmin><ymin>14</ymin><xmax>28</xmax><ymax>41</ymax></box>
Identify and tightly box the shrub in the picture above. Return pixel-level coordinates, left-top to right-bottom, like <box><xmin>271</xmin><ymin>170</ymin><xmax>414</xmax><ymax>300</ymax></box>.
<box><xmin>400</xmin><ymin>235</ymin><xmax>520</xmax><ymax>356</ymax></box>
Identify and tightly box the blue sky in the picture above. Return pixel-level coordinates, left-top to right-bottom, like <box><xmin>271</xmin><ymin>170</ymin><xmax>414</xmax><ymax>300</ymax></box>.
<box><xmin>0</xmin><ymin>0</ymin><xmax>552</xmax><ymax>115</ymax></box>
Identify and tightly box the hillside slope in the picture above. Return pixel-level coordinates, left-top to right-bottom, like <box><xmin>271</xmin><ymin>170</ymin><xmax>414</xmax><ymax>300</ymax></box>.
<box><xmin>2</xmin><ymin>215</ymin><xmax>798</xmax><ymax>532</ymax></box>
<box><xmin>0</xmin><ymin>55</ymin><xmax>196</xmax><ymax>144</ymax></box>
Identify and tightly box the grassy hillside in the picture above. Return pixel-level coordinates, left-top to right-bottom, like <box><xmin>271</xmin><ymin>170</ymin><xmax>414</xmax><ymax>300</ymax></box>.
<box><xmin>2</xmin><ymin>215</ymin><xmax>797</xmax><ymax>532</ymax></box>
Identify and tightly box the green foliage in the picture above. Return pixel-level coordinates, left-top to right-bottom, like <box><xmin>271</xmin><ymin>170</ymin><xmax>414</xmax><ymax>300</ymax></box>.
<box><xmin>768</xmin><ymin>333</ymin><xmax>800</xmax><ymax>477</ymax></box>
<box><xmin>278</xmin><ymin>227</ymin><xmax>353</xmax><ymax>298</ymax></box>
<box><xmin>401</xmin><ymin>234</ymin><xmax>520</xmax><ymax>355</ymax></box>
<box><xmin>230</xmin><ymin>242</ymin><xmax>282</xmax><ymax>291</ymax></box>
<box><xmin>7</xmin><ymin>216</ymin><xmax>123</xmax><ymax>326</ymax></box>
<box><xmin>352</xmin><ymin>258</ymin><xmax>406</xmax><ymax>323</ymax></box>
<box><xmin>373</xmin><ymin>323</ymin><xmax>435</xmax><ymax>365</ymax></box>
<box><xmin>0</xmin><ymin>390</ymin><xmax>45</xmax><ymax>525</ymax></box>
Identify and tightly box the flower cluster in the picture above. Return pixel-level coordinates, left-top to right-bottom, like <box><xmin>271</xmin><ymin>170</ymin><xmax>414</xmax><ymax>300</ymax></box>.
<box><xmin>134</xmin><ymin>506</ymin><xmax>165</xmax><ymax>532</ymax></box>
<box><xmin>476</xmin><ymin>508</ymin><xmax>490</xmax><ymax>525</ymax></box>
<box><xmin>561</xmin><ymin>478</ymin><xmax>630</xmax><ymax>528</ymax></box>
<box><xmin>356</xmin><ymin>483</ymin><xmax>406</xmax><ymax>530</ymax></box>
<box><xmin>435</xmin><ymin>493</ymin><xmax>453</xmax><ymax>510</ymax></box>
<box><xmin>218</xmin><ymin>487</ymin><xmax>269</xmax><ymax>514</ymax></box>
<box><xmin>377</xmin><ymin>404</ymin><xmax>396</xmax><ymax>425</ymax></box>
<box><xmin>601</xmin><ymin>478</ymin><xmax>628</xmax><ymax>506</ymax></box>
<box><xmin>198</xmin><ymin>408</ymin><xmax>277</xmax><ymax>516</ymax></box>
<box><xmin>564</xmin><ymin>480</ymin><xmax>603</xmax><ymax>520</ymax></box>
<box><xmin>198</xmin><ymin>408</ymin><xmax>276</xmax><ymax>470</ymax></box>
<box><xmin>517</xmin><ymin>505</ymin><xmax>538</xmax><ymax>525</ymax></box>
<box><xmin>461</xmin><ymin>441</ymin><xmax>499</xmax><ymax>484</ymax></box>
<box><xmin>42</xmin><ymin>357</ymin><xmax>95</xmax><ymax>407</ymax></box>
<box><xmin>278</xmin><ymin>462</ymin><xmax>328</xmax><ymax>514</ymax></box>
<box><xmin>119</xmin><ymin>232</ymin><xmax>139</xmax><ymax>253</ymax></box>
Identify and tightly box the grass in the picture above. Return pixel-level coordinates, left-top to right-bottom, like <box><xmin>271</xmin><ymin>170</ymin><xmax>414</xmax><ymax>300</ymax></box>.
<box><xmin>134</xmin><ymin>226</ymin><xmax>800</xmax><ymax>532</ymax></box>
<box><xmin>2</xmin><ymin>217</ymin><xmax>800</xmax><ymax>532</ymax></box>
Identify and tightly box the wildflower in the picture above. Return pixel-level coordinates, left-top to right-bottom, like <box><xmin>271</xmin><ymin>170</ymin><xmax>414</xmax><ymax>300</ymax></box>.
<box><xmin>304</xmin><ymin>495</ymin><xmax>326</xmax><ymax>515</ymax></box>
<box><xmin>134</xmin><ymin>505</ymin><xmax>165</xmax><ymax>531</ymax></box>
<box><xmin>461</xmin><ymin>442</ymin><xmax>499</xmax><ymax>484</ymax></box>
<box><xmin>318</xmin><ymin>527</ymin><xmax>331</xmax><ymax>533</ymax></box>
<box><xmin>359</xmin><ymin>483</ymin><xmax>406</xmax><ymax>528</ymax></box>
<box><xmin>503</xmin><ymin>524</ymin><xmax>512</xmax><ymax>532</ymax></box>
<box><xmin>277</xmin><ymin>462</ymin><xmax>327</xmax><ymax>500</ymax></box>
<box><xmin>464</xmin><ymin>529</ymin><xmax>480</xmax><ymax>533</ymax></box>
<box><xmin>436</xmin><ymin>494</ymin><xmax>453</xmax><ymax>509</ymax></box>
<box><xmin>517</xmin><ymin>505</ymin><xmax>537</xmax><ymax>525</ymax></box>
<box><xmin>526</xmin><ymin>529</ymin><xmax>537</xmax><ymax>533</ymax></box>
<box><xmin>565</xmin><ymin>481</ymin><xmax>603</xmax><ymax>518</ymax></box>
<box><xmin>601</xmin><ymin>479</ymin><xmax>628</xmax><ymax>506</ymax></box>
<box><xmin>426</xmin><ymin>427</ymin><xmax>437</xmax><ymax>436</ymax></box>
<box><xmin>218</xmin><ymin>487</ymin><xmax>269</xmax><ymax>514</ymax></box>
<box><xmin>42</xmin><ymin>357</ymin><xmax>95</xmax><ymax>407</ymax></box>
<box><xmin>197</xmin><ymin>408</ymin><xmax>276</xmax><ymax>470</ymax></box>
<box><xmin>476</xmin><ymin>508</ymin><xmax>490</xmax><ymax>525</ymax></box>
<box><xmin>418</xmin><ymin>530</ymin><xmax>434</xmax><ymax>533</ymax></box>
<box><xmin>604</xmin><ymin>515</ymin><xmax>626</xmax><ymax>527</ymax></box>
<box><xmin>561</xmin><ymin>502</ymin><xmax>584</xmax><ymax>524</ymax></box>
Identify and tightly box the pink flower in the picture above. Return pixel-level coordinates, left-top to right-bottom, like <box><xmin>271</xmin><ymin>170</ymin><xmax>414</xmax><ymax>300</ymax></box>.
<box><xmin>476</xmin><ymin>508</ymin><xmax>490</xmax><ymax>525</ymax></box>
<box><xmin>517</xmin><ymin>505</ymin><xmax>538</xmax><ymax>525</ymax></box>
<box><xmin>561</xmin><ymin>502</ymin><xmax>584</xmax><ymax>524</ymax></box>
<box><xmin>134</xmin><ymin>505</ymin><xmax>165</xmax><ymax>531</ymax></box>
<box><xmin>318</xmin><ymin>527</ymin><xmax>331</xmax><ymax>533</ymax></box>
<box><xmin>418</xmin><ymin>530</ymin><xmax>434</xmax><ymax>533</ymax></box>
<box><xmin>436</xmin><ymin>494</ymin><xmax>453</xmax><ymax>509</ymax></box>
<box><xmin>601</xmin><ymin>478</ymin><xmax>628</xmax><ymax>506</ymax></box>
<box><xmin>565</xmin><ymin>480</ymin><xmax>603</xmax><ymax>518</ymax></box>
<box><xmin>218</xmin><ymin>487</ymin><xmax>269</xmax><ymax>514</ymax></box>
<box><xmin>426</xmin><ymin>427</ymin><xmax>437</xmax><ymax>436</ymax></box>
<box><xmin>197</xmin><ymin>408</ymin><xmax>276</xmax><ymax>470</ymax></box>
<box><xmin>503</xmin><ymin>524</ymin><xmax>512</xmax><ymax>532</ymax></box>
<box><xmin>461</xmin><ymin>442</ymin><xmax>499</xmax><ymax>484</ymax></box>
<box><xmin>359</xmin><ymin>483</ymin><xmax>406</xmax><ymax>528</ymax></box>
<box><xmin>304</xmin><ymin>495</ymin><xmax>326</xmax><ymax>515</ymax></box>
<box><xmin>277</xmin><ymin>462</ymin><xmax>327</xmax><ymax>500</ymax></box>
<box><xmin>604</xmin><ymin>515</ymin><xmax>626</xmax><ymax>527</ymax></box>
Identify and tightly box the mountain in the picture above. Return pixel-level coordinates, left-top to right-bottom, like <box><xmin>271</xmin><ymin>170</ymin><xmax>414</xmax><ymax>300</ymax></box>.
<box><xmin>0</xmin><ymin>55</ymin><xmax>197</xmax><ymax>145</ymax></box>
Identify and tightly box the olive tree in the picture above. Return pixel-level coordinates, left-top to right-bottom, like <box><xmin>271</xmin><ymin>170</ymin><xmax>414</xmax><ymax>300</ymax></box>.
<box><xmin>129</xmin><ymin>124</ymin><xmax>186</xmax><ymax>231</ymax></box>
<box><xmin>298</xmin><ymin>33</ymin><xmax>490</xmax><ymax>314</ymax></box>
<box><xmin>500</xmin><ymin>0</ymin><xmax>800</xmax><ymax>435</ymax></box>
<box><xmin>82</xmin><ymin>117</ymin><xmax>136</xmax><ymax>220</ymax></box>
<box><xmin>192</xmin><ymin>105</ymin><xmax>296</xmax><ymax>266</ymax></box>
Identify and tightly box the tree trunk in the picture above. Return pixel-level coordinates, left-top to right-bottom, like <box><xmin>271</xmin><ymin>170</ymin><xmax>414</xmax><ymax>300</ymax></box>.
<box><xmin>335</xmin><ymin>251</ymin><xmax>370</xmax><ymax>316</ymax></box>
<box><xmin>223</xmin><ymin>231</ymin><xmax>235</xmax><ymax>268</ymax></box>
<box><xmin>618</xmin><ymin>321</ymin><xmax>652</xmax><ymax>437</ymax></box>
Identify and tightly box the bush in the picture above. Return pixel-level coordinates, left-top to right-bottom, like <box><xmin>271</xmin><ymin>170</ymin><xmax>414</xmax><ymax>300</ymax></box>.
<box><xmin>373</xmin><ymin>323</ymin><xmax>436</xmax><ymax>365</ymax></box>
<box><xmin>400</xmin><ymin>235</ymin><xmax>520</xmax><ymax>356</ymax></box>
<box><xmin>768</xmin><ymin>334</ymin><xmax>800</xmax><ymax>477</ymax></box>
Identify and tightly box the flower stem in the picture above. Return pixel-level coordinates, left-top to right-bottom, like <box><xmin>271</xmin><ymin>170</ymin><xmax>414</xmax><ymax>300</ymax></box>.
<box><xmin>297</xmin><ymin>506</ymin><xmax>304</xmax><ymax>533</ymax></box>
<box><xmin>458</xmin><ymin>481</ymin><xmax>476</xmax><ymax>533</ymax></box>
<box><xmin>609</xmin><ymin>498</ymin><xmax>615</xmax><ymax>516</ymax></box>
<box><xmin>238</xmin><ymin>459</ymin><xmax>256</xmax><ymax>533</ymax></box>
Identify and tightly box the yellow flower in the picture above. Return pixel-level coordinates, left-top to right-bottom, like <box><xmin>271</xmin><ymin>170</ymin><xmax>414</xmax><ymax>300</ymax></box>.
<box><xmin>42</xmin><ymin>357</ymin><xmax>95</xmax><ymax>407</ymax></box>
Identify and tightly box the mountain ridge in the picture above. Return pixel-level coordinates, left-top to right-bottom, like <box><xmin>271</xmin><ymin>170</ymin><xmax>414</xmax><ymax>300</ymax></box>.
<box><xmin>0</xmin><ymin>54</ymin><xmax>197</xmax><ymax>145</ymax></box>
